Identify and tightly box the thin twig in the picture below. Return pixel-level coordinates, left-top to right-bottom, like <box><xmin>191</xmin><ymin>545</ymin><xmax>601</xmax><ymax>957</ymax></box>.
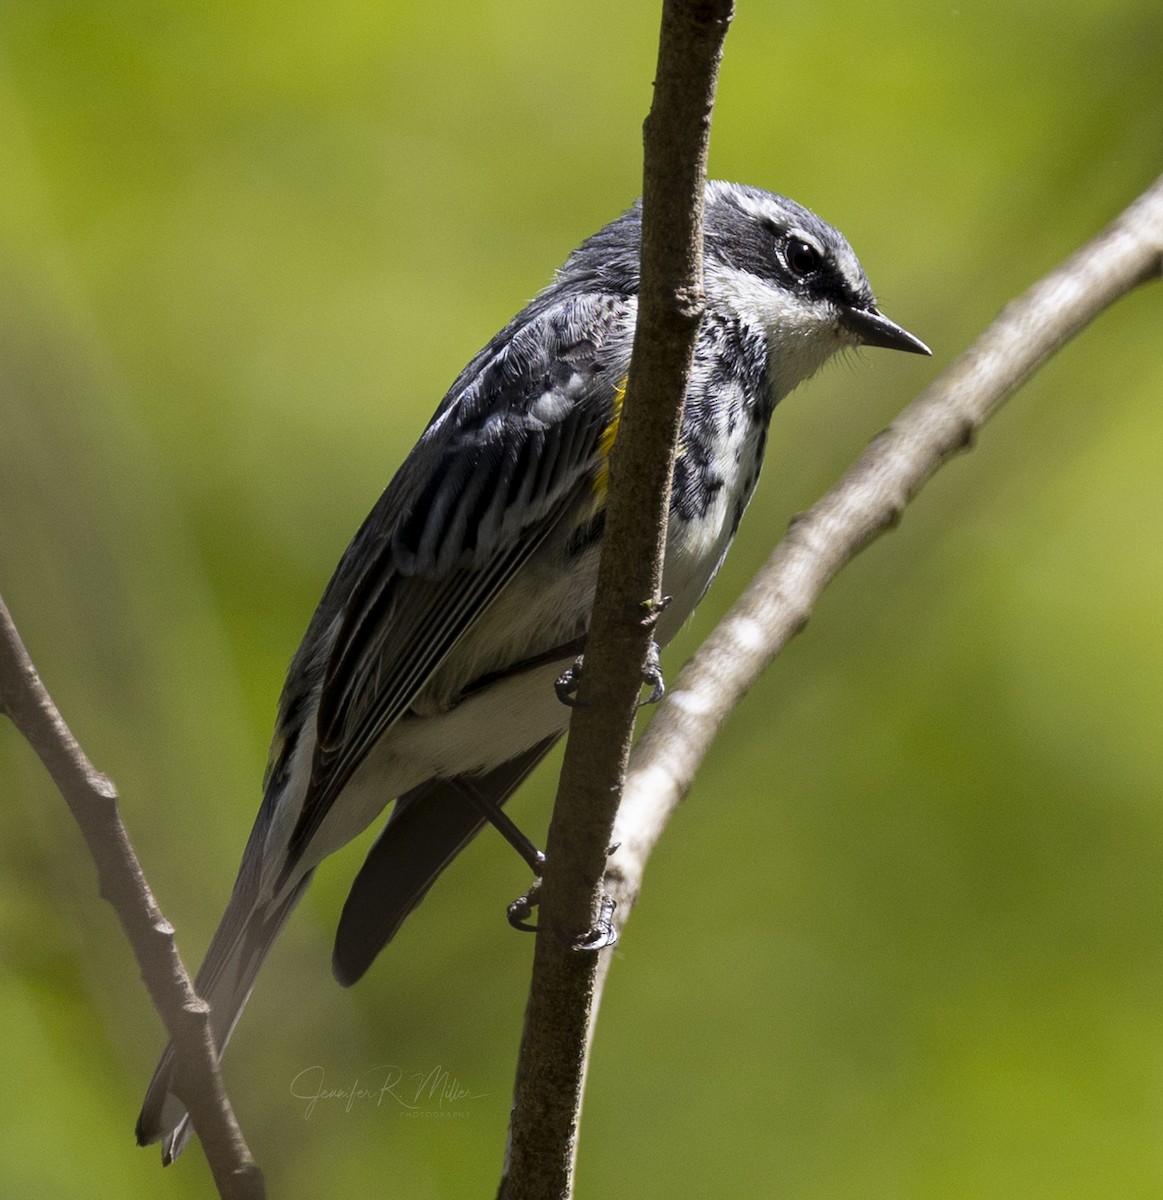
<box><xmin>594</xmin><ymin>170</ymin><xmax>1163</xmax><ymax>992</ymax></box>
<box><xmin>500</xmin><ymin>2</ymin><xmax>734</xmax><ymax>1198</ymax></box>
<box><xmin>0</xmin><ymin>594</ymin><xmax>265</xmax><ymax>1200</ymax></box>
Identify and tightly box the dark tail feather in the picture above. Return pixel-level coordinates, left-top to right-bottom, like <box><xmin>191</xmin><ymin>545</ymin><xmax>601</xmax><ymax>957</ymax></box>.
<box><xmin>135</xmin><ymin>871</ymin><xmax>313</xmax><ymax>1162</ymax></box>
<box><xmin>332</xmin><ymin>736</ymin><xmax>559</xmax><ymax>987</ymax></box>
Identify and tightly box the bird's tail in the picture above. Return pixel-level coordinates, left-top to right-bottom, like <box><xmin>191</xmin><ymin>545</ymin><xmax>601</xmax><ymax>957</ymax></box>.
<box><xmin>135</xmin><ymin>869</ymin><xmax>313</xmax><ymax>1163</ymax></box>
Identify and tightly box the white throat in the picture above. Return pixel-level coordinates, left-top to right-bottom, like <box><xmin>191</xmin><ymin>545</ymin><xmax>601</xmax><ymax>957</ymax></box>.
<box><xmin>705</xmin><ymin>261</ymin><xmax>853</xmax><ymax>401</ymax></box>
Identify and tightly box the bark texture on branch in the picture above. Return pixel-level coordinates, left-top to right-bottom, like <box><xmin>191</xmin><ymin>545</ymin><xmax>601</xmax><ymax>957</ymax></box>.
<box><xmin>0</xmin><ymin>595</ymin><xmax>265</xmax><ymax>1200</ymax></box>
<box><xmin>500</xmin><ymin>3</ymin><xmax>735</xmax><ymax>1199</ymax></box>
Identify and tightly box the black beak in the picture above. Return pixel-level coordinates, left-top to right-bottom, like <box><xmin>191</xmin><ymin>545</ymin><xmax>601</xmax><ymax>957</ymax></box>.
<box><xmin>842</xmin><ymin>305</ymin><xmax>931</xmax><ymax>356</ymax></box>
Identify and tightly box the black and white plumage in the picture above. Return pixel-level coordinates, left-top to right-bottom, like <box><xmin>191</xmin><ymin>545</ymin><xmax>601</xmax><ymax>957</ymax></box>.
<box><xmin>136</xmin><ymin>181</ymin><xmax>929</xmax><ymax>1161</ymax></box>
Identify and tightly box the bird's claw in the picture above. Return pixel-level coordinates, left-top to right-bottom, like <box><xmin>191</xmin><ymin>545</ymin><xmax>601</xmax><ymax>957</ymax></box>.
<box><xmin>555</xmin><ymin>656</ymin><xmax>585</xmax><ymax>707</ymax></box>
<box><xmin>508</xmin><ymin>847</ymin><xmax>620</xmax><ymax>949</ymax></box>
<box><xmin>554</xmin><ymin>638</ymin><xmax>666</xmax><ymax>710</ymax></box>
<box><xmin>638</xmin><ymin>639</ymin><xmax>665</xmax><ymax>707</ymax></box>
<box><xmin>573</xmin><ymin>892</ymin><xmax>618</xmax><ymax>952</ymax></box>
<box><xmin>507</xmin><ymin>878</ymin><xmax>542</xmax><ymax>932</ymax></box>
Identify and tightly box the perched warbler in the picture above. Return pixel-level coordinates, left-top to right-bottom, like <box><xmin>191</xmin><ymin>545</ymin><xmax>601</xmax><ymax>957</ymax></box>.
<box><xmin>137</xmin><ymin>180</ymin><xmax>929</xmax><ymax>1160</ymax></box>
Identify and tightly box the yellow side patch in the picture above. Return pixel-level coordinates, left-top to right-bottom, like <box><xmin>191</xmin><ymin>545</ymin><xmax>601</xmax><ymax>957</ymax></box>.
<box><xmin>593</xmin><ymin>375</ymin><xmax>627</xmax><ymax>498</ymax></box>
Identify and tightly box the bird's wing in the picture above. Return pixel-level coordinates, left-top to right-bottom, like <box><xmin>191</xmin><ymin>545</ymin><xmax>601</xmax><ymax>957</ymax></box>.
<box><xmin>284</xmin><ymin>290</ymin><xmax>632</xmax><ymax>865</ymax></box>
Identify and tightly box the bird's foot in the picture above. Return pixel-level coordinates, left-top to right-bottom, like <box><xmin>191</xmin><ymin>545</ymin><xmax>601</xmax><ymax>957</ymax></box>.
<box><xmin>555</xmin><ymin>655</ymin><xmax>586</xmax><ymax>707</ymax></box>
<box><xmin>553</xmin><ymin>630</ymin><xmax>669</xmax><ymax>710</ymax></box>
<box><xmin>507</xmin><ymin>844</ymin><xmax>622</xmax><ymax>948</ymax></box>
<box><xmin>638</xmin><ymin>638</ymin><xmax>665</xmax><ymax>707</ymax></box>
<box><xmin>507</xmin><ymin>878</ymin><xmax>542</xmax><ymax>932</ymax></box>
<box><xmin>573</xmin><ymin>891</ymin><xmax>618</xmax><ymax>952</ymax></box>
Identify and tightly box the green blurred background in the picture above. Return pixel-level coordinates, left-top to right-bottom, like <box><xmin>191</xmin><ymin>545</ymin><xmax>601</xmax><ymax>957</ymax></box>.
<box><xmin>1</xmin><ymin>1</ymin><xmax>1161</xmax><ymax>1196</ymax></box>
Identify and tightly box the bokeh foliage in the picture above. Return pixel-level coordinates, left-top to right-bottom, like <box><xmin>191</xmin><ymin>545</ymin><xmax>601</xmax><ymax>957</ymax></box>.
<box><xmin>1</xmin><ymin>2</ymin><xmax>1161</xmax><ymax>1197</ymax></box>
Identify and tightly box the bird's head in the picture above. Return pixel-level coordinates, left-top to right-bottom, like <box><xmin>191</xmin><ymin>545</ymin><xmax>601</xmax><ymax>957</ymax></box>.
<box><xmin>702</xmin><ymin>181</ymin><xmax>930</xmax><ymax>397</ymax></box>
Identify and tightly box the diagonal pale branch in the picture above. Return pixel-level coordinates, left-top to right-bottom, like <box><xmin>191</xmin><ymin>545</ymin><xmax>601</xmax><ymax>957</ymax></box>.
<box><xmin>500</xmin><ymin>2</ymin><xmax>734</xmax><ymax>1199</ymax></box>
<box><xmin>0</xmin><ymin>595</ymin><xmax>265</xmax><ymax>1200</ymax></box>
<box><xmin>600</xmin><ymin>168</ymin><xmax>1163</xmax><ymax>959</ymax></box>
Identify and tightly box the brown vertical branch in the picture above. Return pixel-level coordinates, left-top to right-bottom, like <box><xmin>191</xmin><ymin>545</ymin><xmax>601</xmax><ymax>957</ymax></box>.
<box><xmin>499</xmin><ymin>2</ymin><xmax>734</xmax><ymax>1198</ymax></box>
<box><xmin>0</xmin><ymin>594</ymin><xmax>265</xmax><ymax>1200</ymax></box>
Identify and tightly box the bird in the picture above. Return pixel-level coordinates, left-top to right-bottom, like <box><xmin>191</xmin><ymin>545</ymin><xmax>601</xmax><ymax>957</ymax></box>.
<box><xmin>136</xmin><ymin>180</ymin><xmax>930</xmax><ymax>1161</ymax></box>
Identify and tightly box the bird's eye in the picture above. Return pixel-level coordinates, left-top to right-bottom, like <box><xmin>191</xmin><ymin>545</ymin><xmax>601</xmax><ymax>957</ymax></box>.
<box><xmin>786</xmin><ymin>238</ymin><xmax>821</xmax><ymax>277</ymax></box>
